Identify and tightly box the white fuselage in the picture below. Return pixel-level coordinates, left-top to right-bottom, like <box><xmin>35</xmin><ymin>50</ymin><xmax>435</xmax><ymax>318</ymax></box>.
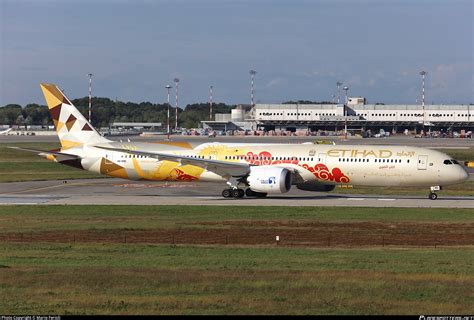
<box><xmin>68</xmin><ymin>142</ymin><xmax>468</xmax><ymax>188</ymax></box>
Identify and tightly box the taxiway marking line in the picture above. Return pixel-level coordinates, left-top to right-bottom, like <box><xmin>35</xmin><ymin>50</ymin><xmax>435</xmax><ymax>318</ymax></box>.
<box><xmin>0</xmin><ymin>182</ymin><xmax>94</xmax><ymax>195</ymax></box>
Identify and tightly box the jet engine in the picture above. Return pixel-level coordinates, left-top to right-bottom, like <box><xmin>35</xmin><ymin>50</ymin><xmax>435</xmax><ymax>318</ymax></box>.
<box><xmin>296</xmin><ymin>181</ymin><xmax>336</xmax><ymax>192</ymax></box>
<box><xmin>247</xmin><ymin>166</ymin><xmax>292</xmax><ymax>194</ymax></box>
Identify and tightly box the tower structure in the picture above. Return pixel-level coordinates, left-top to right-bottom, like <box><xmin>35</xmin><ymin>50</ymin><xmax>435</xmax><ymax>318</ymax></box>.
<box><xmin>174</xmin><ymin>78</ymin><xmax>180</xmax><ymax>130</ymax></box>
<box><xmin>249</xmin><ymin>70</ymin><xmax>257</xmax><ymax>106</ymax></box>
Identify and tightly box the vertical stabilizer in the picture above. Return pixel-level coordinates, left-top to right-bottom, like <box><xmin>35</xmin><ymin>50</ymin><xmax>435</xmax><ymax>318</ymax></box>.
<box><xmin>40</xmin><ymin>83</ymin><xmax>108</xmax><ymax>149</ymax></box>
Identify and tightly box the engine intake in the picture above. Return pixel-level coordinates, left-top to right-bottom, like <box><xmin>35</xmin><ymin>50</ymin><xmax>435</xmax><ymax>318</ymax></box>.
<box><xmin>247</xmin><ymin>166</ymin><xmax>292</xmax><ymax>194</ymax></box>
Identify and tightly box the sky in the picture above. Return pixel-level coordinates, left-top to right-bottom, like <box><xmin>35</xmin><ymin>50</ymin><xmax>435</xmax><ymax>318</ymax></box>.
<box><xmin>0</xmin><ymin>0</ymin><xmax>472</xmax><ymax>107</ymax></box>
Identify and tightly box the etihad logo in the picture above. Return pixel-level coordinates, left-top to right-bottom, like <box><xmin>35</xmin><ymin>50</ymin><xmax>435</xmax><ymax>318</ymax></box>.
<box><xmin>261</xmin><ymin>176</ymin><xmax>277</xmax><ymax>185</ymax></box>
<box><xmin>327</xmin><ymin>149</ymin><xmax>393</xmax><ymax>158</ymax></box>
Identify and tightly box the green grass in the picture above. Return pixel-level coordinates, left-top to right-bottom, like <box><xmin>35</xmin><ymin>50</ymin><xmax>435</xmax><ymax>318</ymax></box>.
<box><xmin>436</xmin><ymin>148</ymin><xmax>474</xmax><ymax>162</ymax></box>
<box><xmin>0</xmin><ymin>205</ymin><xmax>472</xmax><ymax>314</ymax></box>
<box><xmin>0</xmin><ymin>142</ymin><xmax>102</xmax><ymax>182</ymax></box>
<box><xmin>337</xmin><ymin>180</ymin><xmax>474</xmax><ymax>196</ymax></box>
<box><xmin>0</xmin><ymin>244</ymin><xmax>472</xmax><ymax>315</ymax></box>
<box><xmin>0</xmin><ymin>205</ymin><xmax>473</xmax><ymax>233</ymax></box>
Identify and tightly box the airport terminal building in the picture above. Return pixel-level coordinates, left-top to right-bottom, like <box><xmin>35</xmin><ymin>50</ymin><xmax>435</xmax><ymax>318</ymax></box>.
<box><xmin>203</xmin><ymin>98</ymin><xmax>473</xmax><ymax>134</ymax></box>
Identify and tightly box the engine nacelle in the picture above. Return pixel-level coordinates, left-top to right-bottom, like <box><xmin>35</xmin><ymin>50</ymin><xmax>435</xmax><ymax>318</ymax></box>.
<box><xmin>247</xmin><ymin>166</ymin><xmax>292</xmax><ymax>194</ymax></box>
<box><xmin>296</xmin><ymin>181</ymin><xmax>336</xmax><ymax>192</ymax></box>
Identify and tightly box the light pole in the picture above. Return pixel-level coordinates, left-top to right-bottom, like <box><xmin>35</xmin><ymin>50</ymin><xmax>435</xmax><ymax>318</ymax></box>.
<box><xmin>420</xmin><ymin>70</ymin><xmax>427</xmax><ymax>135</ymax></box>
<box><xmin>343</xmin><ymin>86</ymin><xmax>349</xmax><ymax>140</ymax></box>
<box><xmin>336</xmin><ymin>81</ymin><xmax>342</xmax><ymax>104</ymax></box>
<box><xmin>209</xmin><ymin>85</ymin><xmax>213</xmax><ymax>121</ymax></box>
<box><xmin>249</xmin><ymin>70</ymin><xmax>257</xmax><ymax>106</ymax></box>
<box><xmin>87</xmin><ymin>73</ymin><xmax>93</xmax><ymax>123</ymax></box>
<box><xmin>174</xmin><ymin>78</ymin><xmax>180</xmax><ymax>131</ymax></box>
<box><xmin>165</xmin><ymin>84</ymin><xmax>172</xmax><ymax>139</ymax></box>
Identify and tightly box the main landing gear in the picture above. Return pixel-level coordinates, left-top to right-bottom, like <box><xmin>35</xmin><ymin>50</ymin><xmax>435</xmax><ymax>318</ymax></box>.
<box><xmin>222</xmin><ymin>188</ymin><xmax>244</xmax><ymax>198</ymax></box>
<box><xmin>222</xmin><ymin>188</ymin><xmax>267</xmax><ymax>199</ymax></box>
<box><xmin>428</xmin><ymin>186</ymin><xmax>441</xmax><ymax>200</ymax></box>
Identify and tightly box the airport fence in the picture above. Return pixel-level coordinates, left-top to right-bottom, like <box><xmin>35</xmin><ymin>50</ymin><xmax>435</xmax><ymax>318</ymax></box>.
<box><xmin>0</xmin><ymin>229</ymin><xmax>472</xmax><ymax>248</ymax></box>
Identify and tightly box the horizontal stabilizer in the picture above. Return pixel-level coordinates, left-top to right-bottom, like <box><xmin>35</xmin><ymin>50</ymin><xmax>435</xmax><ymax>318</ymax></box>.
<box><xmin>8</xmin><ymin>146</ymin><xmax>81</xmax><ymax>161</ymax></box>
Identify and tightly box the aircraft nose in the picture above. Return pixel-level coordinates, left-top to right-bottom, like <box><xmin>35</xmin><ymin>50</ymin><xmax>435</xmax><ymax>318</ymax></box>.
<box><xmin>458</xmin><ymin>167</ymin><xmax>469</xmax><ymax>182</ymax></box>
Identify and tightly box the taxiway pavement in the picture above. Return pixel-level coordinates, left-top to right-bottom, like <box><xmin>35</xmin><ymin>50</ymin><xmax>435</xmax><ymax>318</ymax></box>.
<box><xmin>0</xmin><ymin>178</ymin><xmax>472</xmax><ymax>208</ymax></box>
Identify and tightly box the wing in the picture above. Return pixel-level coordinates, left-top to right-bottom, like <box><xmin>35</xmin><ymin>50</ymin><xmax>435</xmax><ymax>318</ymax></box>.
<box><xmin>96</xmin><ymin>146</ymin><xmax>250</xmax><ymax>178</ymax></box>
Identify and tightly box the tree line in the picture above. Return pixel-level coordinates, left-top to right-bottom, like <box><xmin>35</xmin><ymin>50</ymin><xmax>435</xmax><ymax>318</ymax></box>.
<box><xmin>0</xmin><ymin>97</ymin><xmax>234</xmax><ymax>129</ymax></box>
<box><xmin>282</xmin><ymin>100</ymin><xmax>336</xmax><ymax>105</ymax></box>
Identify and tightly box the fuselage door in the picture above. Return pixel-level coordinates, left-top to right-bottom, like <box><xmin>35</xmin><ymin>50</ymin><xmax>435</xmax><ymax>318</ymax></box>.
<box><xmin>417</xmin><ymin>155</ymin><xmax>428</xmax><ymax>170</ymax></box>
<box><xmin>209</xmin><ymin>151</ymin><xmax>217</xmax><ymax>160</ymax></box>
<box><xmin>318</xmin><ymin>153</ymin><xmax>326</xmax><ymax>164</ymax></box>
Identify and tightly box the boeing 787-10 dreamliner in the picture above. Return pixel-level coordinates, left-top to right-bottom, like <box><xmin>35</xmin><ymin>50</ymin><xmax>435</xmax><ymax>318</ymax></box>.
<box><xmin>10</xmin><ymin>83</ymin><xmax>469</xmax><ymax>200</ymax></box>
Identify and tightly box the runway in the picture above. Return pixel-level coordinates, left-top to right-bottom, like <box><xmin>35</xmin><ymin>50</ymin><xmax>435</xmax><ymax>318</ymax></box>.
<box><xmin>0</xmin><ymin>178</ymin><xmax>472</xmax><ymax>208</ymax></box>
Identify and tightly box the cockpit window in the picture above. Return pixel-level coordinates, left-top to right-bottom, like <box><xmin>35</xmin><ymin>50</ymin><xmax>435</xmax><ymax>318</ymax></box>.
<box><xmin>451</xmin><ymin>159</ymin><xmax>459</xmax><ymax>165</ymax></box>
<box><xmin>443</xmin><ymin>160</ymin><xmax>452</xmax><ymax>165</ymax></box>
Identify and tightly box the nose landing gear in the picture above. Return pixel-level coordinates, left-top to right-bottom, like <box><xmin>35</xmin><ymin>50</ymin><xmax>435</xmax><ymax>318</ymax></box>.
<box><xmin>429</xmin><ymin>186</ymin><xmax>441</xmax><ymax>200</ymax></box>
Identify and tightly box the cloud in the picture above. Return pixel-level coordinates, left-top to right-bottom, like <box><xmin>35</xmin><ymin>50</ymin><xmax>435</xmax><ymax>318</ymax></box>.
<box><xmin>265</xmin><ymin>77</ymin><xmax>286</xmax><ymax>89</ymax></box>
<box><xmin>425</xmin><ymin>62</ymin><xmax>473</xmax><ymax>103</ymax></box>
<box><xmin>430</xmin><ymin>63</ymin><xmax>467</xmax><ymax>89</ymax></box>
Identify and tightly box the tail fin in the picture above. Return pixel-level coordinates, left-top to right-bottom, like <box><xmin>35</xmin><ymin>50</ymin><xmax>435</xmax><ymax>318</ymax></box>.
<box><xmin>40</xmin><ymin>83</ymin><xmax>108</xmax><ymax>149</ymax></box>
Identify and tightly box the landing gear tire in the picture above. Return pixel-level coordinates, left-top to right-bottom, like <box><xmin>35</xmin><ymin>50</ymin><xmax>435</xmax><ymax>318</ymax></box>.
<box><xmin>429</xmin><ymin>192</ymin><xmax>438</xmax><ymax>200</ymax></box>
<box><xmin>222</xmin><ymin>189</ymin><xmax>232</xmax><ymax>198</ymax></box>
<box><xmin>231</xmin><ymin>188</ymin><xmax>244</xmax><ymax>198</ymax></box>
